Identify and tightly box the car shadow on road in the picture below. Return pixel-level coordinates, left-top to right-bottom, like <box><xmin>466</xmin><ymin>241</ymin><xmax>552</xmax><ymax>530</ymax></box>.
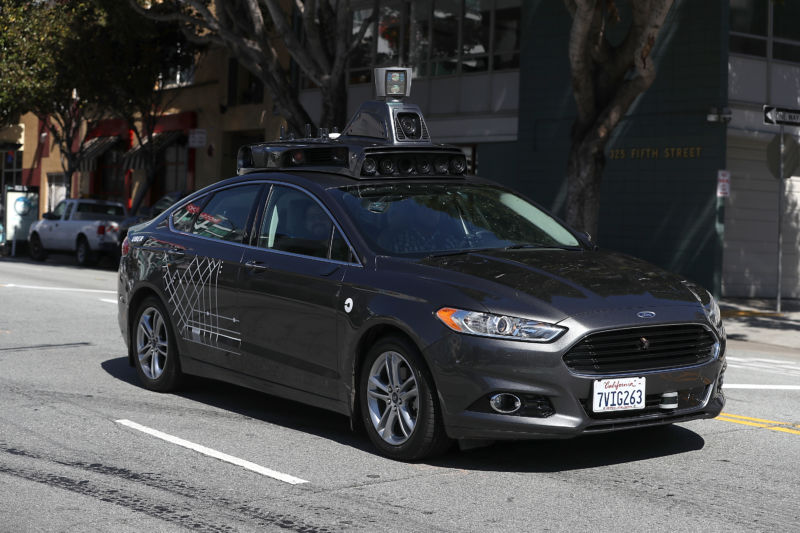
<box><xmin>429</xmin><ymin>424</ymin><xmax>705</xmax><ymax>472</ymax></box>
<box><xmin>100</xmin><ymin>356</ymin><xmax>372</xmax><ymax>452</ymax></box>
<box><xmin>101</xmin><ymin>356</ymin><xmax>706</xmax><ymax>470</ymax></box>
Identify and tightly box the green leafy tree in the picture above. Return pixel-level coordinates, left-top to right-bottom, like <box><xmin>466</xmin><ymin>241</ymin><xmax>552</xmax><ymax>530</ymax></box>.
<box><xmin>89</xmin><ymin>0</ymin><xmax>201</xmax><ymax>215</ymax></box>
<box><xmin>563</xmin><ymin>0</ymin><xmax>673</xmax><ymax>236</ymax></box>
<box><xmin>0</xmin><ymin>0</ymin><xmax>201</xmax><ymax>213</ymax></box>
<box><xmin>129</xmin><ymin>0</ymin><xmax>376</xmax><ymax>134</ymax></box>
<box><xmin>0</xmin><ymin>1</ymin><xmax>107</xmax><ymax>185</ymax></box>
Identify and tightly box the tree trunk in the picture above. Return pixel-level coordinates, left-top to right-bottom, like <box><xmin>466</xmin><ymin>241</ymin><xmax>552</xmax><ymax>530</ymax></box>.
<box><xmin>563</xmin><ymin>0</ymin><xmax>673</xmax><ymax>238</ymax></box>
<box><xmin>566</xmin><ymin>140</ymin><xmax>605</xmax><ymax>236</ymax></box>
<box><xmin>319</xmin><ymin>73</ymin><xmax>348</xmax><ymax>131</ymax></box>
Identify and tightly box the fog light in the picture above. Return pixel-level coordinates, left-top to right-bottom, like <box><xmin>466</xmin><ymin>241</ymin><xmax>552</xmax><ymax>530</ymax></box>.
<box><xmin>489</xmin><ymin>393</ymin><xmax>522</xmax><ymax>414</ymax></box>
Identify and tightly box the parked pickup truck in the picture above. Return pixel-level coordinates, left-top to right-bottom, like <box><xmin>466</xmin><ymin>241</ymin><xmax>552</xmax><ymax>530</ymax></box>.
<box><xmin>28</xmin><ymin>199</ymin><xmax>127</xmax><ymax>266</ymax></box>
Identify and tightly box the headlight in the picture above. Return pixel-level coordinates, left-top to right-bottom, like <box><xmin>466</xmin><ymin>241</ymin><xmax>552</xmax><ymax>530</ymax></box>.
<box><xmin>682</xmin><ymin>281</ymin><xmax>723</xmax><ymax>332</ymax></box>
<box><xmin>436</xmin><ymin>307</ymin><xmax>566</xmax><ymax>342</ymax></box>
<box><xmin>704</xmin><ymin>291</ymin><xmax>722</xmax><ymax>329</ymax></box>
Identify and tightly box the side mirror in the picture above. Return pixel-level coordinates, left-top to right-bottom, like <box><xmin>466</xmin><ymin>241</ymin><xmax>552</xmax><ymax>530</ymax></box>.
<box><xmin>43</xmin><ymin>212</ymin><xmax>57</xmax><ymax>220</ymax></box>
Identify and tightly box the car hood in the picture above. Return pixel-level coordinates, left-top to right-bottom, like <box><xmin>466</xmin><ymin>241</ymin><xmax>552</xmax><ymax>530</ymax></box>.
<box><xmin>409</xmin><ymin>248</ymin><xmax>703</xmax><ymax>322</ymax></box>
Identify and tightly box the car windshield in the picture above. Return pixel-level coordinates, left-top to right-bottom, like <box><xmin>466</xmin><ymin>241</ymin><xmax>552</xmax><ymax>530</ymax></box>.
<box><xmin>334</xmin><ymin>183</ymin><xmax>580</xmax><ymax>257</ymax></box>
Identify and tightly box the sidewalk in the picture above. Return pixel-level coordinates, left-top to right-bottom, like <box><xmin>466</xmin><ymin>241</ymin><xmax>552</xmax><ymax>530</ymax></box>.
<box><xmin>720</xmin><ymin>298</ymin><xmax>800</xmax><ymax>351</ymax></box>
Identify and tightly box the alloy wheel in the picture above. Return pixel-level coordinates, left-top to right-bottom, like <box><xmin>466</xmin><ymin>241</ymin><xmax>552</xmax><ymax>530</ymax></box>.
<box><xmin>366</xmin><ymin>350</ymin><xmax>420</xmax><ymax>445</ymax></box>
<box><xmin>136</xmin><ymin>306</ymin><xmax>169</xmax><ymax>380</ymax></box>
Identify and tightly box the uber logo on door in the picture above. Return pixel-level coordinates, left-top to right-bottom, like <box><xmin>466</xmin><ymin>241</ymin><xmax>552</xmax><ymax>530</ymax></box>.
<box><xmin>344</xmin><ymin>298</ymin><xmax>354</xmax><ymax>313</ymax></box>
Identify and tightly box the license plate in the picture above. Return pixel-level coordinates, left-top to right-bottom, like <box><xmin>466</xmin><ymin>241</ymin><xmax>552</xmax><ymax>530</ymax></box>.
<box><xmin>592</xmin><ymin>377</ymin><xmax>646</xmax><ymax>413</ymax></box>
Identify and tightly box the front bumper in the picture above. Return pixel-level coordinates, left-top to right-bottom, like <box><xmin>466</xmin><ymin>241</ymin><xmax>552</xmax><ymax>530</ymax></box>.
<box><xmin>425</xmin><ymin>320</ymin><xmax>726</xmax><ymax>441</ymax></box>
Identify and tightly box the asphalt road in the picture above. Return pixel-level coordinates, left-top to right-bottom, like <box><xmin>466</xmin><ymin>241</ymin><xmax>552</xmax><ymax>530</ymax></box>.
<box><xmin>1</xmin><ymin>256</ymin><xmax>798</xmax><ymax>532</ymax></box>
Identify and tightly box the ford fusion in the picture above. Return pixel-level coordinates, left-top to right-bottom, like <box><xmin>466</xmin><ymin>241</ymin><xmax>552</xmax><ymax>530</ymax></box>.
<box><xmin>118</xmin><ymin>70</ymin><xmax>724</xmax><ymax>461</ymax></box>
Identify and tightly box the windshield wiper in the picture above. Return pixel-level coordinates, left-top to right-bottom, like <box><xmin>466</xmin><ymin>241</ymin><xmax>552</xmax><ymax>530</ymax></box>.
<box><xmin>504</xmin><ymin>243</ymin><xmax>583</xmax><ymax>251</ymax></box>
<box><xmin>424</xmin><ymin>247</ymin><xmax>503</xmax><ymax>258</ymax></box>
<box><xmin>503</xmin><ymin>243</ymin><xmax>546</xmax><ymax>250</ymax></box>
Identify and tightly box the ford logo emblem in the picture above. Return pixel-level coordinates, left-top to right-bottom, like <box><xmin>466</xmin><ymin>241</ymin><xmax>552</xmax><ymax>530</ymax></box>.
<box><xmin>637</xmin><ymin>311</ymin><xmax>656</xmax><ymax>319</ymax></box>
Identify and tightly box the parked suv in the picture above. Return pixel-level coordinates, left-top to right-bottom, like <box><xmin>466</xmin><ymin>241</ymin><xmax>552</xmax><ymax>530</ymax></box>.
<box><xmin>29</xmin><ymin>198</ymin><xmax>127</xmax><ymax>266</ymax></box>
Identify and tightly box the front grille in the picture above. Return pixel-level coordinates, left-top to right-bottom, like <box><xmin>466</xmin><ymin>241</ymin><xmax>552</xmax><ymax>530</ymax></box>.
<box><xmin>563</xmin><ymin>325</ymin><xmax>717</xmax><ymax>375</ymax></box>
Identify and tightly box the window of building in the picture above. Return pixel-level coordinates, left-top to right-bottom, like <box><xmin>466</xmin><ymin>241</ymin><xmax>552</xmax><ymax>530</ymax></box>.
<box><xmin>157</xmin><ymin>43</ymin><xmax>196</xmax><ymax>89</ymax></box>
<box><xmin>162</xmin><ymin>144</ymin><xmax>188</xmax><ymax>194</ymax></box>
<box><xmin>98</xmin><ymin>147</ymin><xmax>125</xmax><ymax>203</ymax></box>
<box><xmin>228</xmin><ymin>58</ymin><xmax>264</xmax><ymax>106</ymax></box>
<box><xmin>1</xmin><ymin>149</ymin><xmax>23</xmax><ymax>188</ymax></box>
<box><xmin>730</xmin><ymin>0</ymin><xmax>800</xmax><ymax>63</ymax></box>
<box><xmin>348</xmin><ymin>0</ymin><xmax>521</xmax><ymax>82</ymax></box>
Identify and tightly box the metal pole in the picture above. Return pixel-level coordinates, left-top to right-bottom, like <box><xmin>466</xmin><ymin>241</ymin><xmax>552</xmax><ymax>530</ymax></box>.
<box><xmin>777</xmin><ymin>126</ymin><xmax>784</xmax><ymax>313</ymax></box>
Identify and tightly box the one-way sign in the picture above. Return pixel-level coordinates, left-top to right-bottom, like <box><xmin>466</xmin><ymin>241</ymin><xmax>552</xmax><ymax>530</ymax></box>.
<box><xmin>763</xmin><ymin>105</ymin><xmax>800</xmax><ymax>126</ymax></box>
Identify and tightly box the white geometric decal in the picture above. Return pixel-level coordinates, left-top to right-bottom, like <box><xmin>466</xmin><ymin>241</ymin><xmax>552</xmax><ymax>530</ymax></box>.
<box><xmin>163</xmin><ymin>256</ymin><xmax>241</xmax><ymax>353</ymax></box>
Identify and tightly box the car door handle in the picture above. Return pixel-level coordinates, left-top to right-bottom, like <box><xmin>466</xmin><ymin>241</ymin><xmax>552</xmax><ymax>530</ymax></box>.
<box><xmin>245</xmin><ymin>260</ymin><xmax>268</xmax><ymax>272</ymax></box>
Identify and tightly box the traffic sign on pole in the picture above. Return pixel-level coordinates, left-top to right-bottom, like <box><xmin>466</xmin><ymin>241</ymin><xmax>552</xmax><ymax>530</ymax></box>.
<box><xmin>763</xmin><ymin>105</ymin><xmax>800</xmax><ymax>126</ymax></box>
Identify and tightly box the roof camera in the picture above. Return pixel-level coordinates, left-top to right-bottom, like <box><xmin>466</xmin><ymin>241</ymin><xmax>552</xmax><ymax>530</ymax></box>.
<box><xmin>398</xmin><ymin>113</ymin><xmax>421</xmax><ymax>139</ymax></box>
<box><xmin>379</xmin><ymin>158</ymin><xmax>396</xmax><ymax>175</ymax></box>
<box><xmin>362</xmin><ymin>157</ymin><xmax>377</xmax><ymax>175</ymax></box>
<box><xmin>449</xmin><ymin>156</ymin><xmax>467</xmax><ymax>175</ymax></box>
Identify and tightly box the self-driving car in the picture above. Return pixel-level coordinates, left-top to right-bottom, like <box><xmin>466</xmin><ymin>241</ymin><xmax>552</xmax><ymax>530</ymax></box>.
<box><xmin>118</xmin><ymin>68</ymin><xmax>725</xmax><ymax>460</ymax></box>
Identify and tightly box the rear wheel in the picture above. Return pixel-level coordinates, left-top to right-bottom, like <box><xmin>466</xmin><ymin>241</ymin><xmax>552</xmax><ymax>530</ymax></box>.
<box><xmin>133</xmin><ymin>297</ymin><xmax>183</xmax><ymax>392</ymax></box>
<box><xmin>29</xmin><ymin>233</ymin><xmax>47</xmax><ymax>261</ymax></box>
<box><xmin>75</xmin><ymin>236</ymin><xmax>95</xmax><ymax>266</ymax></box>
<box><xmin>359</xmin><ymin>335</ymin><xmax>451</xmax><ymax>461</ymax></box>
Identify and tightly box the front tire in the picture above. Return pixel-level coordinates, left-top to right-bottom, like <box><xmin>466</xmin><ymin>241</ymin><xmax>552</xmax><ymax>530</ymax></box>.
<box><xmin>133</xmin><ymin>296</ymin><xmax>183</xmax><ymax>392</ymax></box>
<box><xmin>29</xmin><ymin>233</ymin><xmax>47</xmax><ymax>261</ymax></box>
<box><xmin>359</xmin><ymin>335</ymin><xmax>451</xmax><ymax>461</ymax></box>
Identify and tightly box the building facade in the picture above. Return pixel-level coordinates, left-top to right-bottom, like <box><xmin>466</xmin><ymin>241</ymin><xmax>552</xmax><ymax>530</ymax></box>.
<box><xmin>3</xmin><ymin>0</ymin><xmax>798</xmax><ymax>300</ymax></box>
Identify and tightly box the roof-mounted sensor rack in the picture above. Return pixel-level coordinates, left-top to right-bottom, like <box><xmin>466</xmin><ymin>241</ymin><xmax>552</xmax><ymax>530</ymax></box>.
<box><xmin>236</xmin><ymin>67</ymin><xmax>467</xmax><ymax>179</ymax></box>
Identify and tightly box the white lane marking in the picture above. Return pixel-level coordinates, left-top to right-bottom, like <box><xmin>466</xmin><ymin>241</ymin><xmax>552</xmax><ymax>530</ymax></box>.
<box><xmin>727</xmin><ymin>357</ymin><xmax>799</xmax><ymax>365</ymax></box>
<box><xmin>115</xmin><ymin>419</ymin><xmax>308</xmax><ymax>485</ymax></box>
<box><xmin>726</xmin><ymin>364</ymin><xmax>800</xmax><ymax>378</ymax></box>
<box><xmin>726</xmin><ymin>356</ymin><xmax>800</xmax><ymax>377</ymax></box>
<box><xmin>723</xmin><ymin>384</ymin><xmax>800</xmax><ymax>390</ymax></box>
<box><xmin>99</xmin><ymin>298</ymin><xmax>117</xmax><ymax>304</ymax></box>
<box><xmin>0</xmin><ymin>283</ymin><xmax>115</xmax><ymax>294</ymax></box>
